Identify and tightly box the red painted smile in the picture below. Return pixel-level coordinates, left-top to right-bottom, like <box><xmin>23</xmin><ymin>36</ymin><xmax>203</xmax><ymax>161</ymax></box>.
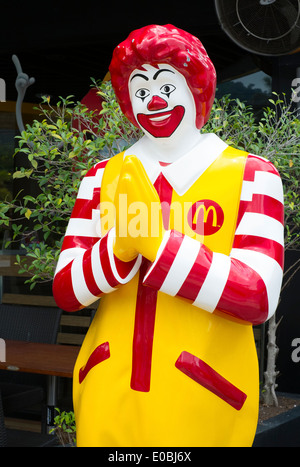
<box><xmin>137</xmin><ymin>105</ymin><xmax>185</xmax><ymax>138</ymax></box>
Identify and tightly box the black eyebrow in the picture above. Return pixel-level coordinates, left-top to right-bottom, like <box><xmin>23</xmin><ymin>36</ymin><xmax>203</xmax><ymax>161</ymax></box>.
<box><xmin>130</xmin><ymin>73</ymin><xmax>149</xmax><ymax>82</ymax></box>
<box><xmin>153</xmin><ymin>69</ymin><xmax>175</xmax><ymax>80</ymax></box>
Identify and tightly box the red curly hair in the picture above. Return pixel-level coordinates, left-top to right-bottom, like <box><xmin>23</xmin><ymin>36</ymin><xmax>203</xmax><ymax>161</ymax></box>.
<box><xmin>109</xmin><ymin>24</ymin><xmax>216</xmax><ymax>130</ymax></box>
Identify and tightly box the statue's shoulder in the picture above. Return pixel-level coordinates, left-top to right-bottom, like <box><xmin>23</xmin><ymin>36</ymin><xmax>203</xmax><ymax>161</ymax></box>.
<box><xmin>243</xmin><ymin>153</ymin><xmax>281</xmax><ymax>178</ymax></box>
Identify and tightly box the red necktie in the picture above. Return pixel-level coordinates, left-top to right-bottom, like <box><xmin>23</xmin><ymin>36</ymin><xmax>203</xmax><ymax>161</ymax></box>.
<box><xmin>130</xmin><ymin>171</ymin><xmax>173</xmax><ymax>392</ymax></box>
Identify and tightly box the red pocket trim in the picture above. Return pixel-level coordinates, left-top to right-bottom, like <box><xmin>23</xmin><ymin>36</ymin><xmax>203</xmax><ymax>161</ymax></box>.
<box><xmin>175</xmin><ymin>351</ymin><xmax>247</xmax><ymax>411</ymax></box>
<box><xmin>79</xmin><ymin>342</ymin><xmax>110</xmax><ymax>384</ymax></box>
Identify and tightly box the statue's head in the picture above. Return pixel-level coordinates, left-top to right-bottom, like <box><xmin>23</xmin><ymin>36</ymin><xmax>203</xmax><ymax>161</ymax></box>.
<box><xmin>109</xmin><ymin>24</ymin><xmax>216</xmax><ymax>138</ymax></box>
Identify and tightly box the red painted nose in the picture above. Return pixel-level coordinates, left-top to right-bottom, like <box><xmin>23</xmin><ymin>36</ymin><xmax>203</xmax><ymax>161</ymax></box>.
<box><xmin>147</xmin><ymin>95</ymin><xmax>168</xmax><ymax>111</ymax></box>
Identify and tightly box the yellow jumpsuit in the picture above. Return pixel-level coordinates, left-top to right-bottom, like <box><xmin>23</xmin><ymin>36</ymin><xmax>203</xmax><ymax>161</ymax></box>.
<box><xmin>73</xmin><ymin>147</ymin><xmax>259</xmax><ymax>447</ymax></box>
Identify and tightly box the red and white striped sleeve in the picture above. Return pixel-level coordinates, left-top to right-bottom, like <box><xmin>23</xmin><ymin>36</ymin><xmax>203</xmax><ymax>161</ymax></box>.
<box><xmin>143</xmin><ymin>155</ymin><xmax>284</xmax><ymax>325</ymax></box>
<box><xmin>52</xmin><ymin>160</ymin><xmax>141</xmax><ymax>312</ymax></box>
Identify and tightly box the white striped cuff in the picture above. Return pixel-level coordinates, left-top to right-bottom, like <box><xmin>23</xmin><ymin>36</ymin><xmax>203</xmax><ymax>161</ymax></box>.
<box><xmin>159</xmin><ymin>235</ymin><xmax>201</xmax><ymax>296</ymax></box>
<box><xmin>144</xmin><ymin>230</ymin><xmax>231</xmax><ymax>314</ymax></box>
<box><xmin>71</xmin><ymin>255</ymin><xmax>99</xmax><ymax>307</ymax></box>
<box><xmin>193</xmin><ymin>252</ymin><xmax>231</xmax><ymax>313</ymax></box>
<box><xmin>106</xmin><ymin>228</ymin><xmax>142</xmax><ymax>284</ymax></box>
<box><xmin>70</xmin><ymin>228</ymin><xmax>142</xmax><ymax>308</ymax></box>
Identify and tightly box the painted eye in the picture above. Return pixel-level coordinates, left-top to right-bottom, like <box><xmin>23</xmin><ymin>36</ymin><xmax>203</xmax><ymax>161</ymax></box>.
<box><xmin>135</xmin><ymin>88</ymin><xmax>150</xmax><ymax>101</ymax></box>
<box><xmin>160</xmin><ymin>84</ymin><xmax>176</xmax><ymax>97</ymax></box>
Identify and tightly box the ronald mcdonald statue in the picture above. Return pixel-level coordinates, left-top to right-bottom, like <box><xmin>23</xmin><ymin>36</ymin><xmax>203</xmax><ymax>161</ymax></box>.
<box><xmin>53</xmin><ymin>25</ymin><xmax>284</xmax><ymax>447</ymax></box>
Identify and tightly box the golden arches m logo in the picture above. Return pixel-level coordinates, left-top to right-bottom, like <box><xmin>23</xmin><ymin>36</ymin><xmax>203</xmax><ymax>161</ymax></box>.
<box><xmin>187</xmin><ymin>199</ymin><xmax>224</xmax><ymax>236</ymax></box>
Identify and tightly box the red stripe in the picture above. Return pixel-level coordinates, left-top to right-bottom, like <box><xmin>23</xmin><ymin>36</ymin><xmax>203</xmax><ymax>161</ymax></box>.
<box><xmin>85</xmin><ymin>160</ymin><xmax>108</xmax><ymax>176</ymax></box>
<box><xmin>82</xmin><ymin>248</ymin><xmax>103</xmax><ymax>297</ymax></box>
<box><xmin>143</xmin><ymin>231</ymin><xmax>184</xmax><ymax>290</ymax></box>
<box><xmin>236</xmin><ymin>194</ymin><xmax>284</xmax><ymax>229</ymax></box>
<box><xmin>217</xmin><ymin>258</ymin><xmax>269</xmax><ymax>325</ymax></box>
<box><xmin>61</xmin><ymin>235</ymin><xmax>99</xmax><ymax>252</ymax></box>
<box><xmin>236</xmin><ymin>200</ymin><xmax>248</xmax><ymax>228</ymax></box>
<box><xmin>52</xmin><ymin>264</ymin><xmax>82</xmax><ymax>312</ymax></box>
<box><xmin>113</xmin><ymin>255</ymin><xmax>139</xmax><ymax>280</ymax></box>
<box><xmin>71</xmin><ymin>194</ymin><xmax>100</xmax><ymax>219</ymax></box>
<box><xmin>249</xmin><ymin>194</ymin><xmax>284</xmax><ymax>223</ymax></box>
<box><xmin>177</xmin><ymin>244</ymin><xmax>213</xmax><ymax>302</ymax></box>
<box><xmin>175</xmin><ymin>351</ymin><xmax>247</xmax><ymax>410</ymax></box>
<box><xmin>99</xmin><ymin>234</ymin><xmax>119</xmax><ymax>288</ymax></box>
<box><xmin>243</xmin><ymin>154</ymin><xmax>280</xmax><ymax>181</ymax></box>
<box><xmin>131</xmin><ymin>259</ymin><xmax>157</xmax><ymax>392</ymax></box>
<box><xmin>79</xmin><ymin>342</ymin><xmax>110</xmax><ymax>384</ymax></box>
<box><xmin>70</xmin><ymin>160</ymin><xmax>107</xmax><ymax>218</ymax></box>
<box><xmin>233</xmin><ymin>235</ymin><xmax>284</xmax><ymax>267</ymax></box>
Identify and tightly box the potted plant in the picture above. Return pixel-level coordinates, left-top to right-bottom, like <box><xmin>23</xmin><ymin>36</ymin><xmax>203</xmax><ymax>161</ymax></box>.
<box><xmin>50</xmin><ymin>408</ymin><xmax>76</xmax><ymax>447</ymax></box>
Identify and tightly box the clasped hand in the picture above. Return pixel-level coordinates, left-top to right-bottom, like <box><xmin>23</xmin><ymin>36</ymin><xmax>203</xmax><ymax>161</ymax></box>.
<box><xmin>113</xmin><ymin>155</ymin><xmax>165</xmax><ymax>263</ymax></box>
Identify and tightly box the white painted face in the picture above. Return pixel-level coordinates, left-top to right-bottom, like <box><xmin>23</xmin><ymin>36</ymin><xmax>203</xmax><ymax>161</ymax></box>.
<box><xmin>128</xmin><ymin>64</ymin><xmax>197</xmax><ymax>140</ymax></box>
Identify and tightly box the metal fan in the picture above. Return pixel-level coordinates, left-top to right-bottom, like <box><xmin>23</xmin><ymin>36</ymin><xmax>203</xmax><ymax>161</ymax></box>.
<box><xmin>215</xmin><ymin>0</ymin><xmax>300</xmax><ymax>56</ymax></box>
